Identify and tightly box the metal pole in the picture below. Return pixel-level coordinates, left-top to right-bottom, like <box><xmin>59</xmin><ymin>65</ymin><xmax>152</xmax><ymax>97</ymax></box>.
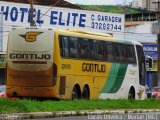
<box><xmin>30</xmin><ymin>0</ymin><xmax>34</xmax><ymax>26</ymax></box>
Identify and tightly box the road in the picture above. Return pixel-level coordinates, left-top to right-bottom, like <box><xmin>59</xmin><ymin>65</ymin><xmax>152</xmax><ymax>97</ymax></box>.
<box><xmin>26</xmin><ymin>113</ymin><xmax>159</xmax><ymax>120</ymax></box>
<box><xmin>27</xmin><ymin>116</ymin><xmax>89</xmax><ymax>120</ymax></box>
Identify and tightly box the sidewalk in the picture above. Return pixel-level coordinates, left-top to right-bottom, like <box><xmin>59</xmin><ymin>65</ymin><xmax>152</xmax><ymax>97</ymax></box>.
<box><xmin>0</xmin><ymin>109</ymin><xmax>160</xmax><ymax>120</ymax></box>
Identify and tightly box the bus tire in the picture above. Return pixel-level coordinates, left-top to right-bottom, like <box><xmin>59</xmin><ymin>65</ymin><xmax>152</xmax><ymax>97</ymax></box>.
<box><xmin>72</xmin><ymin>85</ymin><xmax>81</xmax><ymax>100</ymax></box>
<box><xmin>128</xmin><ymin>87</ymin><xmax>135</xmax><ymax>99</ymax></box>
<box><xmin>82</xmin><ymin>86</ymin><xmax>90</xmax><ymax>99</ymax></box>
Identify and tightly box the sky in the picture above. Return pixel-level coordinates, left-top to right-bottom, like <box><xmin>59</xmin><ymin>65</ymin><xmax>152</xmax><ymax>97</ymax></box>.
<box><xmin>64</xmin><ymin>0</ymin><xmax>132</xmax><ymax>5</ymax></box>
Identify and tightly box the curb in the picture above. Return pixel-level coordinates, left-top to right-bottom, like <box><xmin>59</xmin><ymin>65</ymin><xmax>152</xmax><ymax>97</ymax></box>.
<box><xmin>0</xmin><ymin>109</ymin><xmax>160</xmax><ymax>120</ymax></box>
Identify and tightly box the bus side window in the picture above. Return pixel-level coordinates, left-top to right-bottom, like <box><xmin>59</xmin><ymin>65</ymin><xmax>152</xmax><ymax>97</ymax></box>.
<box><xmin>88</xmin><ymin>39</ymin><xmax>93</xmax><ymax>59</ymax></box>
<box><xmin>102</xmin><ymin>41</ymin><xmax>111</xmax><ymax>61</ymax></box>
<box><xmin>90</xmin><ymin>39</ymin><xmax>97</xmax><ymax>60</ymax></box>
<box><xmin>69</xmin><ymin>37</ymin><xmax>78</xmax><ymax>58</ymax></box>
<box><xmin>104</xmin><ymin>42</ymin><xmax>113</xmax><ymax>61</ymax></box>
<box><xmin>113</xmin><ymin>43</ymin><xmax>122</xmax><ymax>62</ymax></box>
<box><xmin>59</xmin><ymin>36</ymin><xmax>69</xmax><ymax>58</ymax></box>
<box><xmin>120</xmin><ymin>43</ymin><xmax>126</xmax><ymax>62</ymax></box>
<box><xmin>79</xmin><ymin>38</ymin><xmax>89</xmax><ymax>59</ymax></box>
<box><xmin>103</xmin><ymin>42</ymin><xmax>108</xmax><ymax>60</ymax></box>
<box><xmin>125</xmin><ymin>45</ymin><xmax>136</xmax><ymax>64</ymax></box>
<box><xmin>125</xmin><ymin>45</ymin><xmax>132</xmax><ymax>63</ymax></box>
<box><xmin>97</xmin><ymin>41</ymin><xmax>104</xmax><ymax>60</ymax></box>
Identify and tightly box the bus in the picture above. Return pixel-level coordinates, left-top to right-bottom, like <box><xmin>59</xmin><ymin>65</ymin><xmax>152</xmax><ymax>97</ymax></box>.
<box><xmin>0</xmin><ymin>52</ymin><xmax>6</xmax><ymax>85</ymax></box>
<box><xmin>6</xmin><ymin>27</ymin><xmax>146</xmax><ymax>100</ymax></box>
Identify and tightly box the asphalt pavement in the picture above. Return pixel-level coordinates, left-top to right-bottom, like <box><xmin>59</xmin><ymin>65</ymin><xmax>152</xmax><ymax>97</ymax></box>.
<box><xmin>0</xmin><ymin>109</ymin><xmax>160</xmax><ymax>120</ymax></box>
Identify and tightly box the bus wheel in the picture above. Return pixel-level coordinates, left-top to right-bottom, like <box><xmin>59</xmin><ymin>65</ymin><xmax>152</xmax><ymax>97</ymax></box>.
<box><xmin>82</xmin><ymin>86</ymin><xmax>90</xmax><ymax>99</ymax></box>
<box><xmin>72</xmin><ymin>86</ymin><xmax>80</xmax><ymax>100</ymax></box>
<box><xmin>128</xmin><ymin>87</ymin><xmax>135</xmax><ymax>99</ymax></box>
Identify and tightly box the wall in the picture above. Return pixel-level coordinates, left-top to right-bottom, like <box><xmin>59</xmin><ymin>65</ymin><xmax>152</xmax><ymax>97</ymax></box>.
<box><xmin>132</xmin><ymin>0</ymin><xmax>143</xmax><ymax>8</ymax></box>
<box><xmin>147</xmin><ymin>0</ymin><xmax>157</xmax><ymax>11</ymax></box>
<box><xmin>132</xmin><ymin>0</ymin><xmax>157</xmax><ymax>11</ymax></box>
<box><xmin>125</xmin><ymin>22</ymin><xmax>157</xmax><ymax>43</ymax></box>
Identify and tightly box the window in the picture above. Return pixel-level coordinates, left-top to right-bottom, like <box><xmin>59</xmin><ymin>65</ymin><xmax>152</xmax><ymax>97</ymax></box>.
<box><xmin>59</xmin><ymin>36</ymin><xmax>69</xmax><ymax>57</ymax></box>
<box><xmin>79</xmin><ymin>38</ymin><xmax>89</xmax><ymax>59</ymax></box>
<box><xmin>120</xmin><ymin>44</ymin><xmax>126</xmax><ymax>62</ymax></box>
<box><xmin>113</xmin><ymin>43</ymin><xmax>122</xmax><ymax>62</ymax></box>
<box><xmin>136</xmin><ymin>45</ymin><xmax>145</xmax><ymax>64</ymax></box>
<box><xmin>59</xmin><ymin>35</ymin><xmax>137</xmax><ymax>64</ymax></box>
<box><xmin>104</xmin><ymin>42</ymin><xmax>113</xmax><ymax>61</ymax></box>
<box><xmin>68</xmin><ymin>37</ymin><xmax>79</xmax><ymax>58</ymax></box>
<box><xmin>89</xmin><ymin>39</ymin><xmax>97</xmax><ymax>60</ymax></box>
<box><xmin>97</xmin><ymin>41</ymin><xmax>104</xmax><ymax>60</ymax></box>
<box><xmin>125</xmin><ymin>45</ymin><xmax>136</xmax><ymax>64</ymax></box>
<box><xmin>136</xmin><ymin>45</ymin><xmax>145</xmax><ymax>86</ymax></box>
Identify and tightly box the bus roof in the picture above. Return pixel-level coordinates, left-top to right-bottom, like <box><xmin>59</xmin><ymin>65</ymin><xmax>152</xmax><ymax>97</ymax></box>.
<box><xmin>11</xmin><ymin>27</ymin><xmax>142</xmax><ymax>46</ymax></box>
<box><xmin>57</xmin><ymin>29</ymin><xmax>142</xmax><ymax>45</ymax></box>
<box><xmin>65</xmin><ymin>29</ymin><xmax>112</xmax><ymax>37</ymax></box>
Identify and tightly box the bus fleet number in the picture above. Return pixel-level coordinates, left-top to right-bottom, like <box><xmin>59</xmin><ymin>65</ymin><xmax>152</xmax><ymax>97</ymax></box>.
<box><xmin>62</xmin><ymin>64</ymin><xmax>71</xmax><ymax>69</ymax></box>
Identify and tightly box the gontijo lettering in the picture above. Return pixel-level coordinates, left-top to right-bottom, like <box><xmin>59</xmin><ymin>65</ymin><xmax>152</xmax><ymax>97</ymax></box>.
<box><xmin>10</xmin><ymin>53</ymin><xmax>51</xmax><ymax>60</ymax></box>
<box><xmin>82</xmin><ymin>63</ymin><xmax>106</xmax><ymax>73</ymax></box>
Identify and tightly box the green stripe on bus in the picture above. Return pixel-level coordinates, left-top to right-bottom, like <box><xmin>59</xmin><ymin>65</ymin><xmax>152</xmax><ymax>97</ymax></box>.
<box><xmin>101</xmin><ymin>63</ymin><xmax>128</xmax><ymax>93</ymax></box>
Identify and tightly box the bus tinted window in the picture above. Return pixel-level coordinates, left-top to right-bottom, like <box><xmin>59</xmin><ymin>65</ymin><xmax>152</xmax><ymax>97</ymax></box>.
<box><xmin>136</xmin><ymin>45</ymin><xmax>145</xmax><ymax>86</ymax></box>
<box><xmin>69</xmin><ymin>37</ymin><xmax>79</xmax><ymax>58</ymax></box>
<box><xmin>59</xmin><ymin>35</ymin><xmax>136</xmax><ymax>64</ymax></box>
<box><xmin>113</xmin><ymin>43</ymin><xmax>122</xmax><ymax>62</ymax></box>
<box><xmin>79</xmin><ymin>38</ymin><xmax>90</xmax><ymax>59</ymax></box>
<box><xmin>97</xmin><ymin>41</ymin><xmax>104</xmax><ymax>60</ymax></box>
<box><xmin>120</xmin><ymin>44</ymin><xmax>126</xmax><ymax>62</ymax></box>
<box><xmin>125</xmin><ymin>45</ymin><xmax>136</xmax><ymax>64</ymax></box>
<box><xmin>59</xmin><ymin>36</ymin><xmax>69</xmax><ymax>57</ymax></box>
<box><xmin>113</xmin><ymin>43</ymin><xmax>127</xmax><ymax>63</ymax></box>
<box><xmin>89</xmin><ymin>39</ymin><xmax>97</xmax><ymax>60</ymax></box>
<box><xmin>104</xmin><ymin>42</ymin><xmax>113</xmax><ymax>61</ymax></box>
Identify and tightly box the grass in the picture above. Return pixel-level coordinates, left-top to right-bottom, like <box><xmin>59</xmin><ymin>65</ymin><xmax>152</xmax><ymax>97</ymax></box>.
<box><xmin>0</xmin><ymin>98</ymin><xmax>160</xmax><ymax>114</ymax></box>
<box><xmin>79</xmin><ymin>5</ymin><xmax>146</xmax><ymax>14</ymax></box>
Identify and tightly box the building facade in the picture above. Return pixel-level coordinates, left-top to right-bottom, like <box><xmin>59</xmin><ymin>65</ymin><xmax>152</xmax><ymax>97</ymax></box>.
<box><xmin>132</xmin><ymin>0</ymin><xmax>158</xmax><ymax>11</ymax></box>
<box><xmin>132</xmin><ymin>0</ymin><xmax>145</xmax><ymax>8</ymax></box>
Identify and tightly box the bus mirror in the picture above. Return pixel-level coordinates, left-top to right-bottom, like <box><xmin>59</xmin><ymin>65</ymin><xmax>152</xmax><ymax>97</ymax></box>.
<box><xmin>145</xmin><ymin>56</ymin><xmax>153</xmax><ymax>68</ymax></box>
